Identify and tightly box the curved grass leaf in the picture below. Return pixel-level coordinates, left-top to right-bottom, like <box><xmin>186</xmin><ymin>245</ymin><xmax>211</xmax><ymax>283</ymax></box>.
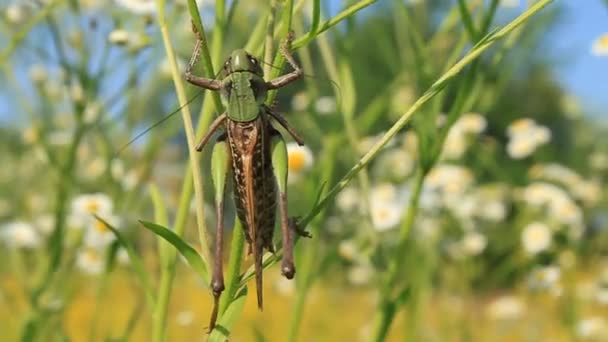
<box><xmin>94</xmin><ymin>215</ymin><xmax>155</xmax><ymax>309</ymax></box>
<box><xmin>139</xmin><ymin>220</ymin><xmax>210</xmax><ymax>284</ymax></box>
<box><xmin>208</xmin><ymin>287</ymin><xmax>248</xmax><ymax>342</ymax></box>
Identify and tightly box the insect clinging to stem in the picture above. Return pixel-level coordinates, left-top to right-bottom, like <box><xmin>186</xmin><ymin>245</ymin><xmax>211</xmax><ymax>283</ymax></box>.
<box><xmin>184</xmin><ymin>25</ymin><xmax>311</xmax><ymax>329</ymax></box>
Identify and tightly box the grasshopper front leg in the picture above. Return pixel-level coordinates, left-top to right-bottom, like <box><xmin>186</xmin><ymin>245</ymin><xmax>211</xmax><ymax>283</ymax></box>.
<box><xmin>266</xmin><ymin>31</ymin><xmax>303</xmax><ymax>90</ymax></box>
<box><xmin>207</xmin><ymin>137</ymin><xmax>230</xmax><ymax>331</ymax></box>
<box><xmin>184</xmin><ymin>24</ymin><xmax>222</xmax><ymax>90</ymax></box>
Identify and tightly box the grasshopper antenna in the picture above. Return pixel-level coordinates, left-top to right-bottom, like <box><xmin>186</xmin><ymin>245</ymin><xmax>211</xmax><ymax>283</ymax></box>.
<box><xmin>115</xmin><ymin>90</ymin><xmax>204</xmax><ymax>155</ymax></box>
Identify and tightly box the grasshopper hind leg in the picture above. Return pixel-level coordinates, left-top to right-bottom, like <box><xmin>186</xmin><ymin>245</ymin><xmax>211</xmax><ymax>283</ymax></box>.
<box><xmin>270</xmin><ymin>130</ymin><xmax>310</xmax><ymax>279</ymax></box>
<box><xmin>207</xmin><ymin>134</ymin><xmax>230</xmax><ymax>332</ymax></box>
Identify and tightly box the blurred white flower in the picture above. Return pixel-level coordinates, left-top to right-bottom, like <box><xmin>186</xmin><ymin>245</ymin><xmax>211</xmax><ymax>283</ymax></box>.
<box><xmin>527</xmin><ymin>265</ymin><xmax>561</xmax><ymax>292</ymax></box>
<box><xmin>69</xmin><ymin>82</ymin><xmax>84</xmax><ymax>103</ymax></box>
<box><xmin>338</xmin><ymin>239</ymin><xmax>363</xmax><ymax>262</ymax></box>
<box><xmin>273</xmin><ymin>276</ymin><xmax>295</xmax><ymax>297</ymax></box>
<box><xmin>76</xmin><ymin>248</ymin><xmax>105</xmax><ymax>275</ymax></box>
<box><xmin>22</xmin><ymin>126</ymin><xmax>39</xmax><ymax>144</ymax></box>
<box><xmin>521</xmin><ymin>222</ymin><xmax>552</xmax><ymax>254</ymax></box>
<box><xmin>442</xmin><ymin>129</ymin><xmax>467</xmax><ymax>159</ymax></box>
<box><xmin>375</xmin><ymin>148</ymin><xmax>414</xmax><ymax>179</ymax></box>
<box><xmin>116</xmin><ymin>248</ymin><xmax>130</xmax><ymax>265</ymax></box>
<box><xmin>82</xmin><ymin>157</ymin><xmax>107</xmax><ymax>181</ymax></box>
<box><xmin>83</xmin><ymin>101</ymin><xmax>102</xmax><ymax>124</ymax></box>
<box><xmin>115</xmin><ymin>0</ymin><xmax>156</xmax><ymax>15</ymax></box>
<box><xmin>34</xmin><ymin>214</ymin><xmax>55</xmax><ymax>235</ymax></box>
<box><xmin>500</xmin><ymin>0</ymin><xmax>519</xmax><ymax>8</ymax></box>
<box><xmin>314</xmin><ymin>96</ymin><xmax>336</xmax><ymax>115</ymax></box>
<box><xmin>577</xmin><ymin>317</ymin><xmax>608</xmax><ymax>339</ymax></box>
<box><xmin>83</xmin><ymin>215</ymin><xmax>121</xmax><ymax>248</ymax></box>
<box><xmin>456</xmin><ymin>113</ymin><xmax>487</xmax><ymax>134</ymax></box>
<box><xmin>291</xmin><ymin>91</ymin><xmax>309</xmax><ymax>111</ymax></box>
<box><xmin>591</xmin><ymin>33</ymin><xmax>608</xmax><ymax>57</ymax></box>
<box><xmin>287</xmin><ymin>143</ymin><xmax>313</xmax><ymax>174</ymax></box>
<box><xmin>336</xmin><ymin>187</ymin><xmax>360</xmax><ymax>212</ymax></box>
<box><xmin>1</xmin><ymin>221</ymin><xmax>41</xmax><ymax>249</ymax></box>
<box><xmin>548</xmin><ymin>197</ymin><xmax>583</xmax><ymax>227</ymax></box>
<box><xmin>486</xmin><ymin>295</ymin><xmax>526</xmax><ymax>320</ymax></box>
<box><xmin>5</xmin><ymin>4</ymin><xmax>28</xmax><ymax>24</ymax></box>
<box><xmin>370</xmin><ymin>201</ymin><xmax>403</xmax><ymax>232</ymax></box>
<box><xmin>176</xmin><ymin>310</ymin><xmax>195</xmax><ymax>326</ymax></box>
<box><xmin>348</xmin><ymin>264</ymin><xmax>374</xmax><ymax>285</ymax></box>
<box><xmin>426</xmin><ymin>164</ymin><xmax>473</xmax><ymax>196</ymax></box>
<box><xmin>506</xmin><ymin>118</ymin><xmax>551</xmax><ymax>159</ymax></box>
<box><xmin>47</xmin><ymin>130</ymin><xmax>72</xmax><ymax>146</ymax></box>
<box><xmin>461</xmin><ymin>232</ymin><xmax>487</xmax><ymax>256</ymax></box>
<box><xmin>522</xmin><ymin>182</ymin><xmax>568</xmax><ymax>207</ymax></box>
<box><xmin>71</xmin><ymin>193</ymin><xmax>113</xmax><ymax>218</ymax></box>
<box><xmin>530</xmin><ymin>163</ymin><xmax>601</xmax><ymax>206</ymax></box>
<box><xmin>589</xmin><ymin>152</ymin><xmax>608</xmax><ymax>171</ymax></box>
<box><xmin>28</xmin><ymin>64</ymin><xmax>48</xmax><ymax>84</ymax></box>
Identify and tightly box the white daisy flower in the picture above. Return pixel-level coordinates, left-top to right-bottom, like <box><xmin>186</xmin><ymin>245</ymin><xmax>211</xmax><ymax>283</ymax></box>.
<box><xmin>71</xmin><ymin>193</ymin><xmax>114</xmax><ymax>219</ymax></box>
<box><xmin>486</xmin><ymin>295</ymin><xmax>526</xmax><ymax>321</ymax></box>
<box><xmin>336</xmin><ymin>187</ymin><xmax>360</xmax><ymax>212</ymax></box>
<box><xmin>338</xmin><ymin>239</ymin><xmax>362</xmax><ymax>262</ymax></box>
<box><xmin>461</xmin><ymin>232</ymin><xmax>487</xmax><ymax>256</ymax></box>
<box><xmin>506</xmin><ymin>118</ymin><xmax>551</xmax><ymax>159</ymax></box>
<box><xmin>521</xmin><ymin>222</ymin><xmax>552</xmax><ymax>254</ymax></box>
<box><xmin>176</xmin><ymin>310</ymin><xmax>195</xmax><ymax>326</ymax></box>
<box><xmin>370</xmin><ymin>201</ymin><xmax>403</xmax><ymax>232</ymax></box>
<box><xmin>28</xmin><ymin>64</ymin><xmax>48</xmax><ymax>84</ymax></box>
<box><xmin>314</xmin><ymin>96</ymin><xmax>337</xmax><ymax>115</ymax></box>
<box><xmin>286</xmin><ymin>143</ymin><xmax>313</xmax><ymax>183</ymax></box>
<box><xmin>577</xmin><ymin>317</ymin><xmax>608</xmax><ymax>339</ymax></box>
<box><xmin>76</xmin><ymin>248</ymin><xmax>105</xmax><ymax>275</ymax></box>
<box><xmin>527</xmin><ymin>265</ymin><xmax>561</xmax><ymax>291</ymax></box>
<box><xmin>347</xmin><ymin>264</ymin><xmax>374</xmax><ymax>285</ymax></box>
<box><xmin>500</xmin><ymin>0</ymin><xmax>519</xmax><ymax>8</ymax></box>
<box><xmin>273</xmin><ymin>276</ymin><xmax>295</xmax><ymax>297</ymax></box>
<box><xmin>1</xmin><ymin>221</ymin><xmax>41</xmax><ymax>249</ymax></box>
<box><xmin>114</xmin><ymin>0</ymin><xmax>156</xmax><ymax>15</ymax></box>
<box><xmin>83</xmin><ymin>215</ymin><xmax>121</xmax><ymax>249</ymax></box>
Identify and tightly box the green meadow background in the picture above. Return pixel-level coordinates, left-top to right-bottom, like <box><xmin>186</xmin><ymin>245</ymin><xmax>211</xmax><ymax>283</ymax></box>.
<box><xmin>1</xmin><ymin>0</ymin><xmax>608</xmax><ymax>341</ymax></box>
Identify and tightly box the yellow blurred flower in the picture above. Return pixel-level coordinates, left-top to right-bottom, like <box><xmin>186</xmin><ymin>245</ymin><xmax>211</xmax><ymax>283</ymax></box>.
<box><xmin>591</xmin><ymin>33</ymin><xmax>608</xmax><ymax>57</ymax></box>
<box><xmin>286</xmin><ymin>143</ymin><xmax>313</xmax><ymax>182</ymax></box>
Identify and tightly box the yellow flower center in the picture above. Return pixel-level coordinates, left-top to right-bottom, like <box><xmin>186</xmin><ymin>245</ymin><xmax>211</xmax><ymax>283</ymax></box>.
<box><xmin>94</xmin><ymin>220</ymin><xmax>108</xmax><ymax>233</ymax></box>
<box><xmin>288</xmin><ymin>151</ymin><xmax>306</xmax><ymax>172</ymax></box>
<box><xmin>85</xmin><ymin>201</ymin><xmax>99</xmax><ymax>213</ymax></box>
<box><xmin>598</xmin><ymin>34</ymin><xmax>608</xmax><ymax>48</ymax></box>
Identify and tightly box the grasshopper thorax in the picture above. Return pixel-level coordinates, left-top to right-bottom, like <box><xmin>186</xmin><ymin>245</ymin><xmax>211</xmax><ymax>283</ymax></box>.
<box><xmin>220</xmin><ymin>50</ymin><xmax>268</xmax><ymax>122</ymax></box>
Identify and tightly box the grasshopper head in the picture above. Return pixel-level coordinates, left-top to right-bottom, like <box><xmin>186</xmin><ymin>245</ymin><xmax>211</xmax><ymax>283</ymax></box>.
<box><xmin>222</xmin><ymin>49</ymin><xmax>263</xmax><ymax>76</ymax></box>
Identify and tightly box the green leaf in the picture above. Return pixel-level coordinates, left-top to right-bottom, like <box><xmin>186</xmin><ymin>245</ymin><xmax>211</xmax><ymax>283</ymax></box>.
<box><xmin>94</xmin><ymin>216</ymin><xmax>155</xmax><ymax>309</ymax></box>
<box><xmin>139</xmin><ymin>220</ymin><xmax>210</xmax><ymax>284</ymax></box>
<box><xmin>208</xmin><ymin>287</ymin><xmax>248</xmax><ymax>342</ymax></box>
<box><xmin>338</xmin><ymin>60</ymin><xmax>356</xmax><ymax>119</ymax></box>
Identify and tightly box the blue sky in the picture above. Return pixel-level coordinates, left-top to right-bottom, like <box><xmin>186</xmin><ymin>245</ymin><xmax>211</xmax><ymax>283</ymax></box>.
<box><xmin>551</xmin><ymin>1</ymin><xmax>608</xmax><ymax>118</ymax></box>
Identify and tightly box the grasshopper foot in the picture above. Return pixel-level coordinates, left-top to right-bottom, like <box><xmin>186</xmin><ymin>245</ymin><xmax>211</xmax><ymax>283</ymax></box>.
<box><xmin>289</xmin><ymin>217</ymin><xmax>312</xmax><ymax>238</ymax></box>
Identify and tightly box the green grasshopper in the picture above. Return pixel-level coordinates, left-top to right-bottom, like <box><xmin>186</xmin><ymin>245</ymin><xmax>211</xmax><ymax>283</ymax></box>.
<box><xmin>184</xmin><ymin>28</ymin><xmax>310</xmax><ymax>328</ymax></box>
